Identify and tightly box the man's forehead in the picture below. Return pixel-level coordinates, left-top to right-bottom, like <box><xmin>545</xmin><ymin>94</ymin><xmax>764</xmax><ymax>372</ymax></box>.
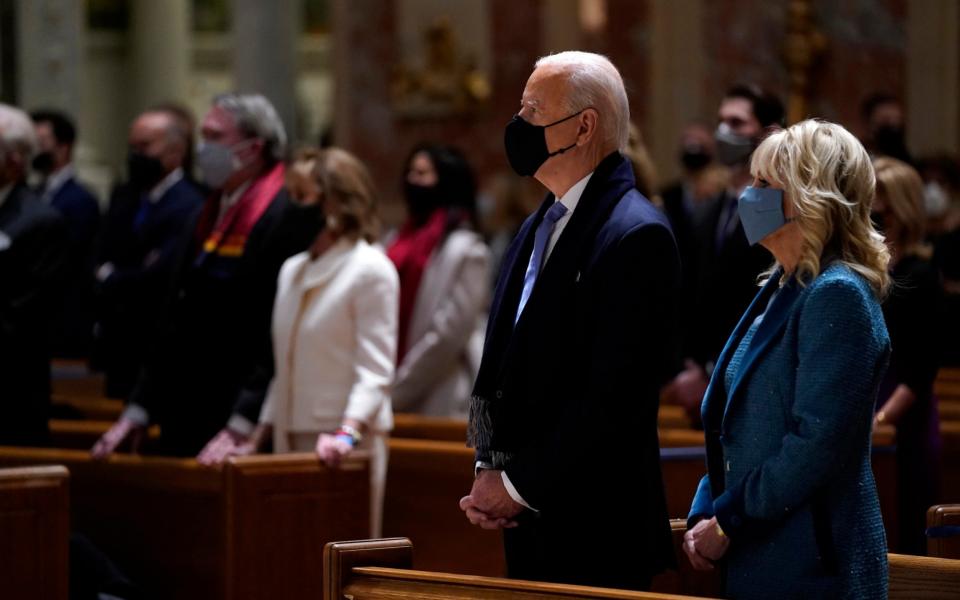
<box><xmin>522</xmin><ymin>67</ymin><xmax>568</xmax><ymax>107</ymax></box>
<box><xmin>202</xmin><ymin>106</ymin><xmax>235</xmax><ymax>130</ymax></box>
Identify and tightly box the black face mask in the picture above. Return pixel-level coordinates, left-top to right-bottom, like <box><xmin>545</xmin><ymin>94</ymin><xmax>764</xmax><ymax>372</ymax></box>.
<box><xmin>404</xmin><ymin>181</ymin><xmax>442</xmax><ymax>221</ymax></box>
<box><xmin>680</xmin><ymin>146</ymin><xmax>711</xmax><ymax>171</ymax></box>
<box><xmin>503</xmin><ymin>110</ymin><xmax>584</xmax><ymax>177</ymax></box>
<box><xmin>127</xmin><ymin>151</ymin><xmax>166</xmax><ymax>189</ymax></box>
<box><xmin>31</xmin><ymin>151</ymin><xmax>54</xmax><ymax>175</ymax></box>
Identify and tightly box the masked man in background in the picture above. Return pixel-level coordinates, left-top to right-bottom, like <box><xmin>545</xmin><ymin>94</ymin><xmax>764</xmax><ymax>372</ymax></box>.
<box><xmin>93</xmin><ymin>93</ymin><xmax>319</xmax><ymax>458</ymax></box>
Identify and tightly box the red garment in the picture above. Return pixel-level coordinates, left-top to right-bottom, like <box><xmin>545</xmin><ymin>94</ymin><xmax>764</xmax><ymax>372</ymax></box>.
<box><xmin>194</xmin><ymin>162</ymin><xmax>286</xmax><ymax>257</ymax></box>
<box><xmin>387</xmin><ymin>208</ymin><xmax>448</xmax><ymax>362</ymax></box>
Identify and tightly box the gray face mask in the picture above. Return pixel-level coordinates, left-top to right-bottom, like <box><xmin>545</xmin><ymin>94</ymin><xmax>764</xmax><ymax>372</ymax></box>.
<box><xmin>195</xmin><ymin>139</ymin><xmax>256</xmax><ymax>189</ymax></box>
<box><xmin>715</xmin><ymin>122</ymin><xmax>754</xmax><ymax>167</ymax></box>
<box><xmin>924</xmin><ymin>181</ymin><xmax>950</xmax><ymax>217</ymax></box>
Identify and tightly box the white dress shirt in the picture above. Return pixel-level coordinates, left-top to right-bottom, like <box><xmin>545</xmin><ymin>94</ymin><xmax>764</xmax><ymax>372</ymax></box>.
<box><xmin>479</xmin><ymin>170</ymin><xmax>595</xmax><ymax>512</ymax></box>
<box><xmin>148</xmin><ymin>167</ymin><xmax>184</xmax><ymax>204</ymax></box>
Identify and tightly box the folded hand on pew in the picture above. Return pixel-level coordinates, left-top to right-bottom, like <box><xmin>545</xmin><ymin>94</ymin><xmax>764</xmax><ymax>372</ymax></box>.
<box><xmin>196</xmin><ymin>427</ymin><xmax>256</xmax><ymax>466</ymax></box>
<box><xmin>90</xmin><ymin>417</ymin><xmax>145</xmax><ymax>459</ymax></box>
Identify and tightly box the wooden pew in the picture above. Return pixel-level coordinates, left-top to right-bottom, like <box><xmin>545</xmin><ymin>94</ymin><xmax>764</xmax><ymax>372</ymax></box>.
<box><xmin>0</xmin><ymin>465</ymin><xmax>70</xmax><ymax>600</ymax></box>
<box><xmin>0</xmin><ymin>447</ymin><xmax>369</xmax><ymax>600</ymax></box>
<box><xmin>50</xmin><ymin>359</ymin><xmax>105</xmax><ymax>398</ymax></box>
<box><xmin>935</xmin><ymin>367</ymin><xmax>960</xmax><ymax>403</ymax></box>
<box><xmin>323</xmin><ymin>537</ymin><xmax>719</xmax><ymax>600</ymax></box>
<box><xmin>325</xmin><ymin>537</ymin><xmax>960</xmax><ymax>600</ymax></box>
<box><xmin>942</xmin><ymin>421</ymin><xmax>960</xmax><ymax>503</ymax></box>
<box><xmin>928</xmin><ymin>504</ymin><xmax>960</xmax><ymax>559</ymax></box>
<box><xmin>48</xmin><ymin>419</ymin><xmax>161</xmax><ymax>450</ymax></box>
<box><xmin>392</xmin><ymin>411</ymin><xmax>693</xmax><ymax>443</ymax></box>
<box><xmin>383</xmin><ymin>430</ymin><xmax>898</xmax><ymax>580</ymax></box>
<box><xmin>384</xmin><ymin>438</ymin><xmax>505</xmax><ymax>576</ymax></box>
<box><xmin>51</xmin><ymin>395</ymin><xmax>124</xmax><ymax>421</ymax></box>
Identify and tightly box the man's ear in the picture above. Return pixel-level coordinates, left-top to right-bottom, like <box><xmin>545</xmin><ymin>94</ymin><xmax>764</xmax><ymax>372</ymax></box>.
<box><xmin>577</xmin><ymin>108</ymin><xmax>599</xmax><ymax>146</ymax></box>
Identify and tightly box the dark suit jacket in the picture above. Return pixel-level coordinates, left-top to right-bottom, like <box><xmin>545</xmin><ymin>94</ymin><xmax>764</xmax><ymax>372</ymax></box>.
<box><xmin>95</xmin><ymin>178</ymin><xmax>205</xmax><ymax>398</ymax></box>
<box><xmin>48</xmin><ymin>177</ymin><xmax>101</xmax><ymax>356</ymax></box>
<box><xmin>471</xmin><ymin>153</ymin><xmax>681</xmax><ymax>587</ymax></box>
<box><xmin>686</xmin><ymin>191</ymin><xmax>771</xmax><ymax>369</ymax></box>
<box><xmin>128</xmin><ymin>177</ymin><xmax>320</xmax><ymax>456</ymax></box>
<box><xmin>689</xmin><ymin>264</ymin><xmax>889</xmax><ymax>600</ymax></box>
<box><xmin>0</xmin><ymin>184</ymin><xmax>69</xmax><ymax>444</ymax></box>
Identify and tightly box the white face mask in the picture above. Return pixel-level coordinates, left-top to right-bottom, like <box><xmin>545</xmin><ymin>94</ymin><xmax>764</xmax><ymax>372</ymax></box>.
<box><xmin>195</xmin><ymin>138</ymin><xmax>257</xmax><ymax>189</ymax></box>
<box><xmin>924</xmin><ymin>181</ymin><xmax>950</xmax><ymax>217</ymax></box>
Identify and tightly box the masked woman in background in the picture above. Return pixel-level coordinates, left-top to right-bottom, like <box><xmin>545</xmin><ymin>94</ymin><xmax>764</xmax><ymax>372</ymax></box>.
<box><xmin>387</xmin><ymin>144</ymin><xmax>491</xmax><ymax>418</ymax></box>
<box><xmin>237</xmin><ymin>147</ymin><xmax>398</xmax><ymax>537</ymax></box>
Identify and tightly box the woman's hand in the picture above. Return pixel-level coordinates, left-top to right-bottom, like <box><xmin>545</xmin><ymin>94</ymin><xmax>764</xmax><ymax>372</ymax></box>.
<box><xmin>686</xmin><ymin>516</ymin><xmax>730</xmax><ymax>565</ymax></box>
<box><xmin>315</xmin><ymin>433</ymin><xmax>354</xmax><ymax>467</ymax></box>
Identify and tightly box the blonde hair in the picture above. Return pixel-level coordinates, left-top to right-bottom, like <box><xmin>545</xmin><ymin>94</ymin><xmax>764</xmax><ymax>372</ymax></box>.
<box><xmin>623</xmin><ymin>122</ymin><xmax>661</xmax><ymax>207</ymax></box>
<box><xmin>873</xmin><ymin>156</ymin><xmax>931</xmax><ymax>258</ymax></box>
<box><xmin>750</xmin><ymin>119</ymin><xmax>891</xmax><ymax>297</ymax></box>
<box><xmin>288</xmin><ymin>146</ymin><xmax>380</xmax><ymax>243</ymax></box>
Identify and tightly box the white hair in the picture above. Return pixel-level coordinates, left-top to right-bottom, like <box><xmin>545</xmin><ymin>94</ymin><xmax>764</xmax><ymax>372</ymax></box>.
<box><xmin>0</xmin><ymin>103</ymin><xmax>38</xmax><ymax>165</ymax></box>
<box><xmin>213</xmin><ymin>93</ymin><xmax>287</xmax><ymax>162</ymax></box>
<box><xmin>534</xmin><ymin>51</ymin><xmax>630</xmax><ymax>152</ymax></box>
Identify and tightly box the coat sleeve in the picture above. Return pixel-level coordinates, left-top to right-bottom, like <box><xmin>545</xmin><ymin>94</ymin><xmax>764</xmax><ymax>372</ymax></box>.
<box><xmin>391</xmin><ymin>239</ymin><xmax>490</xmax><ymax>412</ymax></box>
<box><xmin>688</xmin><ymin>475</ymin><xmax>715</xmax><ymax>527</ymax></box>
<box><xmin>343</xmin><ymin>259</ymin><xmax>400</xmax><ymax>426</ymax></box>
<box><xmin>712</xmin><ymin>277</ymin><xmax>889</xmax><ymax>539</ymax></box>
<box><xmin>504</xmin><ymin>222</ymin><xmax>682</xmax><ymax>510</ymax></box>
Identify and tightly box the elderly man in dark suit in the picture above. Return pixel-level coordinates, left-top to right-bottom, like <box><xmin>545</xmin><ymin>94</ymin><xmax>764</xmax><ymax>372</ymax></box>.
<box><xmin>31</xmin><ymin>109</ymin><xmax>100</xmax><ymax>357</ymax></box>
<box><xmin>92</xmin><ymin>93</ymin><xmax>320</xmax><ymax>458</ymax></box>
<box><xmin>0</xmin><ymin>104</ymin><xmax>69</xmax><ymax>445</ymax></box>
<box><xmin>459</xmin><ymin>51</ymin><xmax>681</xmax><ymax>590</ymax></box>
<box><xmin>94</xmin><ymin>108</ymin><xmax>205</xmax><ymax>398</ymax></box>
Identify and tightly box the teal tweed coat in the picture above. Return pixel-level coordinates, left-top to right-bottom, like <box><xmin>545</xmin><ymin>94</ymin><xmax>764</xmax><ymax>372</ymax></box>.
<box><xmin>689</xmin><ymin>263</ymin><xmax>891</xmax><ymax>600</ymax></box>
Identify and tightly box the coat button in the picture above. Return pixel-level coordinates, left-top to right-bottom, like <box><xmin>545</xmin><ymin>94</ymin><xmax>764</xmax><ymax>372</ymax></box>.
<box><xmin>495</xmin><ymin>390</ymin><xmax>503</xmax><ymax>399</ymax></box>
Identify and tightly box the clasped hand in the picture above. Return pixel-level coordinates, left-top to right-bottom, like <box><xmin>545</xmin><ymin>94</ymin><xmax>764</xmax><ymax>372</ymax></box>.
<box><xmin>682</xmin><ymin>516</ymin><xmax>730</xmax><ymax>571</ymax></box>
<box><xmin>459</xmin><ymin>469</ymin><xmax>523</xmax><ymax>530</ymax></box>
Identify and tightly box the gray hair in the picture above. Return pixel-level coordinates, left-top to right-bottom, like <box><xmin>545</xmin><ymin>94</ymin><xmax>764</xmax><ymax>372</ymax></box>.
<box><xmin>212</xmin><ymin>93</ymin><xmax>287</xmax><ymax>162</ymax></box>
<box><xmin>0</xmin><ymin>103</ymin><xmax>38</xmax><ymax>164</ymax></box>
<box><xmin>534</xmin><ymin>51</ymin><xmax>630</xmax><ymax>152</ymax></box>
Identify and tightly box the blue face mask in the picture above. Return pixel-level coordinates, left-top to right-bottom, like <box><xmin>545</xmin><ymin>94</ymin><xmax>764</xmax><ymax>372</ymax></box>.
<box><xmin>737</xmin><ymin>185</ymin><xmax>792</xmax><ymax>246</ymax></box>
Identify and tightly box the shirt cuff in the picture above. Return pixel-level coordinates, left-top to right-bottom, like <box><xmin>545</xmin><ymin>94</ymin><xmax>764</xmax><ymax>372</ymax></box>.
<box><xmin>226</xmin><ymin>414</ymin><xmax>255</xmax><ymax>437</ymax></box>
<box><xmin>121</xmin><ymin>403</ymin><xmax>149</xmax><ymax>426</ymax></box>
<box><xmin>474</xmin><ymin>460</ymin><xmax>494</xmax><ymax>476</ymax></box>
<box><xmin>501</xmin><ymin>471</ymin><xmax>537</xmax><ymax>512</ymax></box>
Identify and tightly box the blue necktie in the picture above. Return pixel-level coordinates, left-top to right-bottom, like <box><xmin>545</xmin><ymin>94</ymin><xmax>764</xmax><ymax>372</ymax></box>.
<box><xmin>515</xmin><ymin>201</ymin><xmax>568</xmax><ymax>324</ymax></box>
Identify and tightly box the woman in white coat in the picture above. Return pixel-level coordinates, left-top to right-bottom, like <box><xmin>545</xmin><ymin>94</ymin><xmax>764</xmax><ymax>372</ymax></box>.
<box><xmin>387</xmin><ymin>144</ymin><xmax>491</xmax><ymax>418</ymax></box>
<box><xmin>243</xmin><ymin>147</ymin><xmax>397</xmax><ymax>537</ymax></box>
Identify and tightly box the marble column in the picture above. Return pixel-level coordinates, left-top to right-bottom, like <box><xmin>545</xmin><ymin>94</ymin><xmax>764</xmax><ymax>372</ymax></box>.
<box><xmin>907</xmin><ymin>0</ymin><xmax>960</xmax><ymax>155</ymax></box>
<box><xmin>649</xmin><ymin>0</ymin><xmax>706</xmax><ymax>183</ymax></box>
<box><xmin>130</xmin><ymin>0</ymin><xmax>190</xmax><ymax>109</ymax></box>
<box><xmin>15</xmin><ymin>0</ymin><xmax>82</xmax><ymax>113</ymax></box>
<box><xmin>232</xmin><ymin>0</ymin><xmax>300</xmax><ymax>142</ymax></box>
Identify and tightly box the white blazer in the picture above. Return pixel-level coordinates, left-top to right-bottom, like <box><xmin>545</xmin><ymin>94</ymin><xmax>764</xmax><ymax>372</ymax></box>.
<box><xmin>259</xmin><ymin>238</ymin><xmax>399</xmax><ymax>451</ymax></box>
<box><xmin>391</xmin><ymin>229</ymin><xmax>491</xmax><ymax>418</ymax></box>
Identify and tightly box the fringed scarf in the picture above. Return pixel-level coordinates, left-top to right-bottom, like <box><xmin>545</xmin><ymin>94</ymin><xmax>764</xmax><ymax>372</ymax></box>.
<box><xmin>386</xmin><ymin>207</ymin><xmax>448</xmax><ymax>363</ymax></box>
<box><xmin>194</xmin><ymin>162</ymin><xmax>286</xmax><ymax>259</ymax></box>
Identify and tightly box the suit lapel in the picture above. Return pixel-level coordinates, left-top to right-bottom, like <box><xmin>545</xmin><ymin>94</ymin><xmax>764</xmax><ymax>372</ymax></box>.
<box><xmin>513</xmin><ymin>153</ymin><xmax>632</xmax><ymax>333</ymax></box>
<box><xmin>701</xmin><ymin>271</ymin><xmax>778</xmax><ymax>429</ymax></box>
<box><xmin>722</xmin><ymin>274</ymin><xmax>802</xmax><ymax>425</ymax></box>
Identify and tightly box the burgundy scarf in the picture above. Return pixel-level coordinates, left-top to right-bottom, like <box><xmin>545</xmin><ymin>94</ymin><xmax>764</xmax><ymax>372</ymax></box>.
<box><xmin>387</xmin><ymin>208</ymin><xmax>448</xmax><ymax>362</ymax></box>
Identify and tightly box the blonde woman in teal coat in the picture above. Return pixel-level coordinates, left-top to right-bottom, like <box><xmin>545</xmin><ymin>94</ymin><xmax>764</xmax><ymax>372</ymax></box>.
<box><xmin>684</xmin><ymin>119</ymin><xmax>892</xmax><ymax>600</ymax></box>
